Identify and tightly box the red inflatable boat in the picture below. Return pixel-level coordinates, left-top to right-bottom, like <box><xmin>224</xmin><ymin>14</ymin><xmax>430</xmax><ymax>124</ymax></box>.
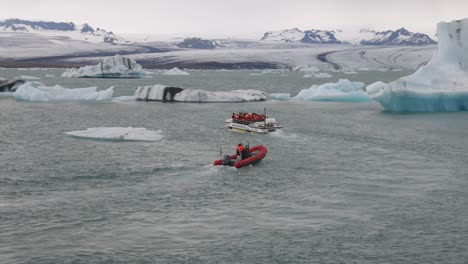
<box><xmin>213</xmin><ymin>145</ymin><xmax>267</xmax><ymax>168</ymax></box>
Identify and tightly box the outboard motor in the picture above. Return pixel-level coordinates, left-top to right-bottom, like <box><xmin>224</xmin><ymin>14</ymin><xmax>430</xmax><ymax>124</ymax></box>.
<box><xmin>221</xmin><ymin>155</ymin><xmax>232</xmax><ymax>166</ymax></box>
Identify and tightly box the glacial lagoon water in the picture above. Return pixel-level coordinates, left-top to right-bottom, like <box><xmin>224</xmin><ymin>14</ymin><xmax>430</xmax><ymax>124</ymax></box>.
<box><xmin>1</xmin><ymin>68</ymin><xmax>468</xmax><ymax>263</ymax></box>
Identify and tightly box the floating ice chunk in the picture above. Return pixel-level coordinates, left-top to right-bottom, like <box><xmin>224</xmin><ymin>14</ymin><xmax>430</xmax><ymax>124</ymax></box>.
<box><xmin>368</xmin><ymin>18</ymin><xmax>468</xmax><ymax>112</ymax></box>
<box><xmin>298</xmin><ymin>66</ymin><xmax>320</xmax><ymax>72</ymax></box>
<box><xmin>269</xmin><ymin>93</ymin><xmax>291</xmax><ymax>101</ymax></box>
<box><xmin>293</xmin><ymin>79</ymin><xmax>370</xmax><ymax>101</ymax></box>
<box><xmin>0</xmin><ymin>92</ymin><xmax>14</xmax><ymax>97</ymax></box>
<box><xmin>65</xmin><ymin>127</ymin><xmax>164</xmax><ymax>141</ymax></box>
<box><xmin>135</xmin><ymin>84</ymin><xmax>267</xmax><ymax>102</ymax></box>
<box><xmin>344</xmin><ymin>71</ymin><xmax>358</xmax><ymax>75</ymax></box>
<box><xmin>162</xmin><ymin>67</ymin><xmax>190</xmax><ymax>75</ymax></box>
<box><xmin>13</xmin><ymin>81</ymin><xmax>113</xmax><ymax>101</ymax></box>
<box><xmin>18</xmin><ymin>75</ymin><xmax>41</xmax><ymax>80</ymax></box>
<box><xmin>61</xmin><ymin>55</ymin><xmax>145</xmax><ymax>78</ymax></box>
<box><xmin>45</xmin><ymin>74</ymin><xmax>55</xmax><ymax>78</ymax></box>
<box><xmin>314</xmin><ymin>73</ymin><xmax>332</xmax><ymax>78</ymax></box>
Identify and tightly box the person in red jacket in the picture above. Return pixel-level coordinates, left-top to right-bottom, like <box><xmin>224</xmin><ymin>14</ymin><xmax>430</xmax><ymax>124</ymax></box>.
<box><xmin>236</xmin><ymin>143</ymin><xmax>246</xmax><ymax>161</ymax></box>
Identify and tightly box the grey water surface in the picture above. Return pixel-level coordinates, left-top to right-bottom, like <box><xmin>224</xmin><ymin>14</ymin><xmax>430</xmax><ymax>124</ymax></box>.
<box><xmin>1</xmin><ymin>68</ymin><xmax>467</xmax><ymax>263</ymax></box>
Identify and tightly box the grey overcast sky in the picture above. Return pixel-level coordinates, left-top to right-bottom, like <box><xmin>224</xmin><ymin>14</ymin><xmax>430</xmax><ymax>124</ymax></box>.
<box><xmin>0</xmin><ymin>0</ymin><xmax>467</xmax><ymax>37</ymax></box>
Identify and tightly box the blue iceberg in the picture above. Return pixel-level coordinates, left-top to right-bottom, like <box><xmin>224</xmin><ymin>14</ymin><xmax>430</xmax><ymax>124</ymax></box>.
<box><xmin>292</xmin><ymin>79</ymin><xmax>370</xmax><ymax>102</ymax></box>
<box><xmin>368</xmin><ymin>18</ymin><xmax>468</xmax><ymax>112</ymax></box>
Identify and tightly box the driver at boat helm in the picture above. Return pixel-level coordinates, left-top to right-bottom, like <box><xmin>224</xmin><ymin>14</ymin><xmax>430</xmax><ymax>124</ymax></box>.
<box><xmin>236</xmin><ymin>143</ymin><xmax>245</xmax><ymax>160</ymax></box>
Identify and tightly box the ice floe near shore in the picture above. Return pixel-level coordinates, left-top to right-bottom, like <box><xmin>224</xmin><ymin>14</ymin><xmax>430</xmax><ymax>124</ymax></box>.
<box><xmin>270</xmin><ymin>79</ymin><xmax>369</xmax><ymax>101</ymax></box>
<box><xmin>135</xmin><ymin>84</ymin><xmax>268</xmax><ymax>102</ymax></box>
<box><xmin>65</xmin><ymin>127</ymin><xmax>164</xmax><ymax>141</ymax></box>
<box><xmin>61</xmin><ymin>55</ymin><xmax>145</xmax><ymax>78</ymax></box>
<box><xmin>13</xmin><ymin>81</ymin><xmax>113</xmax><ymax>101</ymax></box>
<box><xmin>368</xmin><ymin>18</ymin><xmax>468</xmax><ymax>112</ymax></box>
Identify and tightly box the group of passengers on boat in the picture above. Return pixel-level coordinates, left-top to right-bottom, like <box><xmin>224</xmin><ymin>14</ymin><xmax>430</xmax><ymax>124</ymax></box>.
<box><xmin>231</xmin><ymin>112</ymin><xmax>266</xmax><ymax>124</ymax></box>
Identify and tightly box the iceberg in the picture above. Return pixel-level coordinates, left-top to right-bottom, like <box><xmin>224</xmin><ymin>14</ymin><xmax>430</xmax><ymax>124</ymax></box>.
<box><xmin>61</xmin><ymin>55</ymin><xmax>145</xmax><ymax>78</ymax></box>
<box><xmin>135</xmin><ymin>84</ymin><xmax>268</xmax><ymax>102</ymax></box>
<box><xmin>65</xmin><ymin>127</ymin><xmax>164</xmax><ymax>142</ymax></box>
<box><xmin>269</xmin><ymin>93</ymin><xmax>291</xmax><ymax>101</ymax></box>
<box><xmin>13</xmin><ymin>81</ymin><xmax>113</xmax><ymax>101</ymax></box>
<box><xmin>292</xmin><ymin>79</ymin><xmax>370</xmax><ymax>101</ymax></box>
<box><xmin>368</xmin><ymin>18</ymin><xmax>468</xmax><ymax>112</ymax></box>
<box><xmin>162</xmin><ymin>67</ymin><xmax>190</xmax><ymax>75</ymax></box>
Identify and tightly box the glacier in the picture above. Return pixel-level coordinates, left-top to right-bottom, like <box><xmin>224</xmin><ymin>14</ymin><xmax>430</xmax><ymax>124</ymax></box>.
<box><xmin>13</xmin><ymin>81</ymin><xmax>113</xmax><ymax>101</ymax></box>
<box><xmin>65</xmin><ymin>127</ymin><xmax>164</xmax><ymax>142</ymax></box>
<box><xmin>287</xmin><ymin>79</ymin><xmax>370</xmax><ymax>101</ymax></box>
<box><xmin>367</xmin><ymin>18</ymin><xmax>468</xmax><ymax>112</ymax></box>
<box><xmin>135</xmin><ymin>84</ymin><xmax>268</xmax><ymax>102</ymax></box>
<box><xmin>61</xmin><ymin>55</ymin><xmax>145</xmax><ymax>78</ymax></box>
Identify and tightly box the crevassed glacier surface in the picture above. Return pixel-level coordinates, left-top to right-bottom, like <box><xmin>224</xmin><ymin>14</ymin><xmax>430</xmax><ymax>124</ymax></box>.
<box><xmin>62</xmin><ymin>55</ymin><xmax>145</xmax><ymax>78</ymax></box>
<box><xmin>14</xmin><ymin>81</ymin><xmax>113</xmax><ymax>101</ymax></box>
<box><xmin>367</xmin><ymin>18</ymin><xmax>468</xmax><ymax>112</ymax></box>
<box><xmin>65</xmin><ymin>127</ymin><xmax>164</xmax><ymax>141</ymax></box>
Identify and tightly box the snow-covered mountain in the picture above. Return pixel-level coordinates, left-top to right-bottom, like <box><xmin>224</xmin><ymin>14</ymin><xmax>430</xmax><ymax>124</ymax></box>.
<box><xmin>261</xmin><ymin>28</ymin><xmax>342</xmax><ymax>44</ymax></box>
<box><xmin>359</xmin><ymin>28</ymin><xmax>436</xmax><ymax>45</ymax></box>
<box><xmin>176</xmin><ymin>38</ymin><xmax>220</xmax><ymax>49</ymax></box>
<box><xmin>261</xmin><ymin>27</ymin><xmax>436</xmax><ymax>46</ymax></box>
<box><xmin>0</xmin><ymin>18</ymin><xmax>124</xmax><ymax>44</ymax></box>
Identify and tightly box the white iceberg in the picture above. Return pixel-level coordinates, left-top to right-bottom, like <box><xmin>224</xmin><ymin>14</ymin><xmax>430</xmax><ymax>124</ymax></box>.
<box><xmin>293</xmin><ymin>79</ymin><xmax>370</xmax><ymax>102</ymax></box>
<box><xmin>61</xmin><ymin>55</ymin><xmax>145</xmax><ymax>78</ymax></box>
<box><xmin>314</xmin><ymin>73</ymin><xmax>333</xmax><ymax>78</ymax></box>
<box><xmin>65</xmin><ymin>127</ymin><xmax>164</xmax><ymax>141</ymax></box>
<box><xmin>135</xmin><ymin>84</ymin><xmax>268</xmax><ymax>102</ymax></box>
<box><xmin>367</xmin><ymin>18</ymin><xmax>468</xmax><ymax>112</ymax></box>
<box><xmin>162</xmin><ymin>67</ymin><xmax>190</xmax><ymax>75</ymax></box>
<box><xmin>13</xmin><ymin>81</ymin><xmax>113</xmax><ymax>101</ymax></box>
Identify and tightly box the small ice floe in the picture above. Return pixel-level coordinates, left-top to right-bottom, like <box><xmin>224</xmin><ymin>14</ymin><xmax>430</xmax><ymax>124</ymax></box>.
<box><xmin>269</xmin><ymin>93</ymin><xmax>291</xmax><ymax>101</ymax></box>
<box><xmin>314</xmin><ymin>73</ymin><xmax>332</xmax><ymax>78</ymax></box>
<box><xmin>65</xmin><ymin>127</ymin><xmax>164</xmax><ymax>141</ymax></box>
<box><xmin>162</xmin><ymin>67</ymin><xmax>190</xmax><ymax>75</ymax></box>
<box><xmin>13</xmin><ymin>81</ymin><xmax>113</xmax><ymax>101</ymax></box>
<box><xmin>61</xmin><ymin>55</ymin><xmax>145</xmax><ymax>78</ymax></box>
<box><xmin>303</xmin><ymin>72</ymin><xmax>332</xmax><ymax>78</ymax></box>
<box><xmin>18</xmin><ymin>75</ymin><xmax>41</xmax><ymax>80</ymax></box>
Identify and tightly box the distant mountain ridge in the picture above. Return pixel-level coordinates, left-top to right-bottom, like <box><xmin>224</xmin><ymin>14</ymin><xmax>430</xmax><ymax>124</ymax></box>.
<box><xmin>360</xmin><ymin>28</ymin><xmax>437</xmax><ymax>45</ymax></box>
<box><xmin>261</xmin><ymin>27</ymin><xmax>436</xmax><ymax>45</ymax></box>
<box><xmin>261</xmin><ymin>28</ymin><xmax>342</xmax><ymax>44</ymax></box>
<box><xmin>0</xmin><ymin>18</ymin><xmax>123</xmax><ymax>44</ymax></box>
<box><xmin>176</xmin><ymin>38</ymin><xmax>221</xmax><ymax>49</ymax></box>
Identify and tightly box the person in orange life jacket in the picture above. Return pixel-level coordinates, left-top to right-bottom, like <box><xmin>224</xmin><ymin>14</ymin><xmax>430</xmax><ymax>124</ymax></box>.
<box><xmin>236</xmin><ymin>143</ymin><xmax>246</xmax><ymax>161</ymax></box>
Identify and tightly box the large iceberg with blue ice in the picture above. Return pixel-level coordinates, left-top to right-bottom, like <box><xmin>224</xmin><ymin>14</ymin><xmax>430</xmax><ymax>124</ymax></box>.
<box><xmin>367</xmin><ymin>18</ymin><xmax>468</xmax><ymax>112</ymax></box>
<box><xmin>270</xmin><ymin>79</ymin><xmax>370</xmax><ymax>102</ymax></box>
<box><xmin>135</xmin><ymin>84</ymin><xmax>268</xmax><ymax>102</ymax></box>
<box><xmin>13</xmin><ymin>81</ymin><xmax>113</xmax><ymax>101</ymax></box>
<box><xmin>61</xmin><ymin>55</ymin><xmax>145</xmax><ymax>78</ymax></box>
